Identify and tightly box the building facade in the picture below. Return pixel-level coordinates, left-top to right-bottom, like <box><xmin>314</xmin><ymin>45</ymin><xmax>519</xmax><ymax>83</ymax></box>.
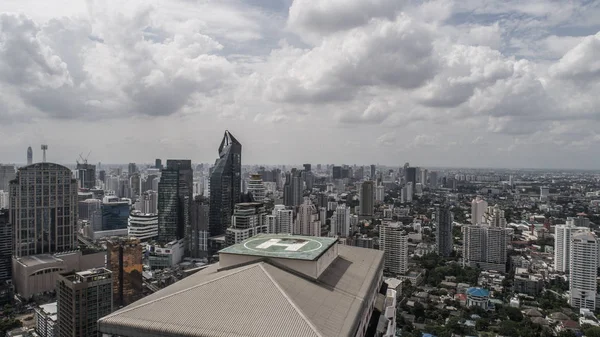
<box><xmin>106</xmin><ymin>239</ymin><xmax>143</xmax><ymax>308</ymax></box>
<box><xmin>463</xmin><ymin>225</ymin><xmax>509</xmax><ymax>273</ymax></box>
<box><xmin>10</xmin><ymin>163</ymin><xmax>78</xmax><ymax>257</ymax></box>
<box><xmin>380</xmin><ymin>222</ymin><xmax>408</xmax><ymax>275</ymax></box>
<box><xmin>554</xmin><ymin>221</ymin><xmax>584</xmax><ymax>273</ymax></box>
<box><xmin>247</xmin><ymin>174</ymin><xmax>266</xmax><ymax>203</ymax></box>
<box><xmin>331</xmin><ymin>204</ymin><xmax>351</xmax><ymax>237</ymax></box>
<box><xmin>295</xmin><ymin>199</ymin><xmax>320</xmax><ymax>236</ymax></box>
<box><xmin>225</xmin><ymin>203</ymin><xmax>268</xmax><ymax>246</ymax></box>
<box><xmin>76</xmin><ymin>163</ymin><xmax>96</xmax><ymax>190</ymax></box>
<box><xmin>570</xmin><ymin>231</ymin><xmax>598</xmax><ymax>310</ymax></box>
<box><xmin>0</xmin><ymin>210</ymin><xmax>12</xmax><ymax>283</ymax></box>
<box><xmin>359</xmin><ymin>181</ymin><xmax>374</xmax><ymax>216</ymax></box>
<box><xmin>471</xmin><ymin>197</ymin><xmax>488</xmax><ymax>225</ymax></box>
<box><xmin>436</xmin><ymin>206</ymin><xmax>453</xmax><ymax>257</ymax></box>
<box><xmin>128</xmin><ymin>211</ymin><xmax>158</xmax><ymax>242</ymax></box>
<box><xmin>190</xmin><ymin>196</ymin><xmax>210</xmax><ymax>258</ymax></box>
<box><xmin>158</xmin><ymin>160</ymin><xmax>193</xmax><ymax>243</ymax></box>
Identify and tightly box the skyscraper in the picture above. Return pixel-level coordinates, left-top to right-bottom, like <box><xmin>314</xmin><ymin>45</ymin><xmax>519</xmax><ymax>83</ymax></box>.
<box><xmin>331</xmin><ymin>204</ymin><xmax>351</xmax><ymax>237</ymax></box>
<box><xmin>225</xmin><ymin>202</ymin><xmax>267</xmax><ymax>246</ymax></box>
<box><xmin>0</xmin><ymin>165</ymin><xmax>16</xmax><ymax>192</ymax></box>
<box><xmin>272</xmin><ymin>205</ymin><xmax>293</xmax><ymax>234</ymax></box>
<box><xmin>555</xmin><ymin>220</ymin><xmax>587</xmax><ymax>273</ymax></box>
<box><xmin>332</xmin><ymin>166</ymin><xmax>342</xmax><ymax>179</ymax></box>
<box><xmin>246</xmin><ymin>174</ymin><xmax>266</xmax><ymax>202</ymax></box>
<box><xmin>76</xmin><ymin>163</ymin><xmax>96</xmax><ymax>189</ymax></box>
<box><xmin>295</xmin><ymin>198</ymin><xmax>320</xmax><ymax>236</ymax></box>
<box><xmin>57</xmin><ymin>268</ymin><xmax>113</xmax><ymax>337</ymax></box>
<box><xmin>158</xmin><ymin>160</ymin><xmax>193</xmax><ymax>244</ymax></box>
<box><xmin>405</xmin><ymin>167</ymin><xmax>417</xmax><ymax>185</ymax></box>
<box><xmin>106</xmin><ymin>238</ymin><xmax>143</xmax><ymax>308</ymax></box>
<box><xmin>190</xmin><ymin>196</ymin><xmax>209</xmax><ymax>258</ymax></box>
<box><xmin>27</xmin><ymin>146</ymin><xmax>33</xmax><ymax>165</ymax></box>
<box><xmin>0</xmin><ymin>210</ymin><xmax>11</xmax><ymax>283</ymax></box>
<box><xmin>209</xmin><ymin>131</ymin><xmax>242</xmax><ymax>237</ymax></box>
<box><xmin>436</xmin><ymin>206</ymin><xmax>454</xmax><ymax>257</ymax></box>
<box><xmin>283</xmin><ymin>168</ymin><xmax>303</xmax><ymax>207</ymax></box>
<box><xmin>359</xmin><ymin>181</ymin><xmax>374</xmax><ymax>216</ymax></box>
<box><xmin>463</xmin><ymin>225</ymin><xmax>509</xmax><ymax>272</ymax></box>
<box><xmin>375</xmin><ymin>184</ymin><xmax>385</xmax><ymax>202</ymax></box>
<box><xmin>370</xmin><ymin>164</ymin><xmax>376</xmax><ymax>180</ymax></box>
<box><xmin>471</xmin><ymin>197</ymin><xmax>488</xmax><ymax>225</ymax></box>
<box><xmin>570</xmin><ymin>231</ymin><xmax>598</xmax><ymax>310</ymax></box>
<box><xmin>154</xmin><ymin>159</ymin><xmax>162</xmax><ymax>170</ymax></box>
<box><xmin>429</xmin><ymin>171</ymin><xmax>438</xmax><ymax>189</ymax></box>
<box><xmin>10</xmin><ymin>163</ymin><xmax>78</xmax><ymax>257</ymax></box>
<box><xmin>380</xmin><ymin>222</ymin><xmax>408</xmax><ymax>275</ymax></box>
<box><xmin>484</xmin><ymin>205</ymin><xmax>507</xmax><ymax>228</ymax></box>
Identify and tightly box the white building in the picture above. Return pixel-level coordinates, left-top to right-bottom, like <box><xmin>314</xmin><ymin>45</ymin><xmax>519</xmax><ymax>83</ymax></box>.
<box><xmin>380</xmin><ymin>222</ymin><xmax>408</xmax><ymax>275</ymax></box>
<box><xmin>35</xmin><ymin>302</ymin><xmax>57</xmax><ymax>337</ymax></box>
<box><xmin>463</xmin><ymin>225</ymin><xmax>509</xmax><ymax>272</ymax></box>
<box><xmin>128</xmin><ymin>211</ymin><xmax>158</xmax><ymax>242</ymax></box>
<box><xmin>570</xmin><ymin>231</ymin><xmax>598</xmax><ymax>310</ymax></box>
<box><xmin>273</xmin><ymin>205</ymin><xmax>293</xmax><ymax>234</ymax></box>
<box><xmin>247</xmin><ymin>174</ymin><xmax>266</xmax><ymax>203</ymax></box>
<box><xmin>331</xmin><ymin>204</ymin><xmax>351</xmax><ymax>237</ymax></box>
<box><xmin>375</xmin><ymin>185</ymin><xmax>385</xmax><ymax>202</ymax></box>
<box><xmin>540</xmin><ymin>186</ymin><xmax>549</xmax><ymax>201</ymax></box>
<box><xmin>555</xmin><ymin>221</ymin><xmax>588</xmax><ymax>273</ymax></box>
<box><xmin>226</xmin><ymin>202</ymin><xmax>268</xmax><ymax>246</ymax></box>
<box><xmin>484</xmin><ymin>205</ymin><xmax>506</xmax><ymax>228</ymax></box>
<box><xmin>0</xmin><ymin>190</ymin><xmax>8</xmax><ymax>209</ymax></box>
<box><xmin>295</xmin><ymin>198</ymin><xmax>320</xmax><ymax>236</ymax></box>
<box><xmin>471</xmin><ymin>197</ymin><xmax>488</xmax><ymax>225</ymax></box>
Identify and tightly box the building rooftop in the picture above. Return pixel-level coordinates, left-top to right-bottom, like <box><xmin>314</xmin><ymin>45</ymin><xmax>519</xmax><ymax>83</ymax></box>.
<box><xmin>219</xmin><ymin>234</ymin><xmax>338</xmax><ymax>261</ymax></box>
<box><xmin>467</xmin><ymin>287</ymin><xmax>489</xmax><ymax>297</ymax></box>
<box><xmin>98</xmin><ymin>244</ymin><xmax>384</xmax><ymax>337</ymax></box>
<box><xmin>15</xmin><ymin>254</ymin><xmax>63</xmax><ymax>267</ymax></box>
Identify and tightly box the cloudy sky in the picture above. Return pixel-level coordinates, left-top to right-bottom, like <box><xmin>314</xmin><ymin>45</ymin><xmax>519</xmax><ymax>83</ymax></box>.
<box><xmin>0</xmin><ymin>0</ymin><xmax>599</xmax><ymax>168</ymax></box>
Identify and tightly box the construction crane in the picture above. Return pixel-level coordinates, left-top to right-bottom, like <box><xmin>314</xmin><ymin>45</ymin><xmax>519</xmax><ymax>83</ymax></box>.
<box><xmin>76</xmin><ymin>151</ymin><xmax>92</xmax><ymax>166</ymax></box>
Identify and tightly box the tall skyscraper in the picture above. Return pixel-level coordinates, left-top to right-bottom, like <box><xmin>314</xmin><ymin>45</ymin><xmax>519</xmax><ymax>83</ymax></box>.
<box><xmin>10</xmin><ymin>163</ymin><xmax>78</xmax><ymax>257</ymax></box>
<box><xmin>0</xmin><ymin>210</ymin><xmax>11</xmax><ymax>283</ymax></box>
<box><xmin>570</xmin><ymin>231</ymin><xmax>598</xmax><ymax>310</ymax></box>
<box><xmin>331</xmin><ymin>204</ymin><xmax>351</xmax><ymax>237</ymax></box>
<box><xmin>370</xmin><ymin>164</ymin><xmax>376</xmax><ymax>180</ymax></box>
<box><xmin>375</xmin><ymin>184</ymin><xmax>385</xmax><ymax>202</ymax></box>
<box><xmin>380</xmin><ymin>222</ymin><xmax>408</xmax><ymax>275</ymax></box>
<box><xmin>106</xmin><ymin>239</ymin><xmax>143</xmax><ymax>308</ymax></box>
<box><xmin>471</xmin><ymin>197</ymin><xmax>488</xmax><ymax>225</ymax></box>
<box><xmin>27</xmin><ymin>146</ymin><xmax>33</xmax><ymax>165</ymax></box>
<box><xmin>225</xmin><ymin>202</ymin><xmax>267</xmax><ymax>246</ymax></box>
<box><xmin>191</xmin><ymin>196</ymin><xmax>209</xmax><ymax>258</ymax></box>
<box><xmin>436</xmin><ymin>206</ymin><xmax>454</xmax><ymax>257</ymax></box>
<box><xmin>283</xmin><ymin>168</ymin><xmax>303</xmax><ymax>207</ymax></box>
<box><xmin>295</xmin><ymin>198</ymin><xmax>320</xmax><ymax>236</ymax></box>
<box><xmin>429</xmin><ymin>171</ymin><xmax>438</xmax><ymax>189</ymax></box>
<box><xmin>555</xmin><ymin>221</ymin><xmax>587</xmax><ymax>273</ymax></box>
<box><xmin>0</xmin><ymin>165</ymin><xmax>16</xmax><ymax>192</ymax></box>
<box><xmin>405</xmin><ymin>167</ymin><xmax>417</xmax><ymax>185</ymax></box>
<box><xmin>57</xmin><ymin>268</ymin><xmax>113</xmax><ymax>337</ymax></box>
<box><xmin>158</xmin><ymin>160</ymin><xmax>193</xmax><ymax>244</ymax></box>
<box><xmin>128</xmin><ymin>163</ymin><xmax>138</xmax><ymax>176</ymax></box>
<box><xmin>76</xmin><ymin>163</ymin><xmax>96</xmax><ymax>189</ymax></box>
<box><xmin>209</xmin><ymin>131</ymin><xmax>242</xmax><ymax>237</ymax></box>
<box><xmin>332</xmin><ymin>166</ymin><xmax>342</xmax><ymax>179</ymax></box>
<box><xmin>359</xmin><ymin>181</ymin><xmax>374</xmax><ymax>216</ymax></box>
<box><xmin>463</xmin><ymin>225</ymin><xmax>509</xmax><ymax>272</ymax></box>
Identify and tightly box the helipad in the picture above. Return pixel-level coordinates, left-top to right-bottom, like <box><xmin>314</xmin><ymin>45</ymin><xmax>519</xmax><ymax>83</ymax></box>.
<box><xmin>219</xmin><ymin>234</ymin><xmax>338</xmax><ymax>260</ymax></box>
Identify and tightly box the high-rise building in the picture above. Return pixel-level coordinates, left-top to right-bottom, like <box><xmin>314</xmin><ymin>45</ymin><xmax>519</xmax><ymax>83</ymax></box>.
<box><xmin>484</xmin><ymin>205</ymin><xmax>507</xmax><ymax>228</ymax></box>
<box><xmin>76</xmin><ymin>163</ymin><xmax>96</xmax><ymax>189</ymax></box>
<box><xmin>380</xmin><ymin>222</ymin><xmax>408</xmax><ymax>275</ymax></box>
<box><xmin>463</xmin><ymin>225</ymin><xmax>509</xmax><ymax>272</ymax></box>
<box><xmin>295</xmin><ymin>199</ymin><xmax>320</xmax><ymax>236</ymax></box>
<box><xmin>128</xmin><ymin>163</ymin><xmax>138</xmax><ymax>176</ymax></box>
<box><xmin>555</xmin><ymin>220</ymin><xmax>588</xmax><ymax>273</ymax></box>
<box><xmin>471</xmin><ymin>197</ymin><xmax>488</xmax><ymax>225</ymax></box>
<box><xmin>370</xmin><ymin>165</ymin><xmax>376</xmax><ymax>180</ymax></box>
<box><xmin>540</xmin><ymin>186</ymin><xmax>549</xmax><ymax>201</ymax></box>
<box><xmin>158</xmin><ymin>160</ymin><xmax>193</xmax><ymax>244</ymax></box>
<box><xmin>96</xmin><ymin>200</ymin><xmax>130</xmax><ymax>232</ymax></box>
<box><xmin>246</xmin><ymin>174</ymin><xmax>266</xmax><ymax>203</ymax></box>
<box><xmin>375</xmin><ymin>184</ymin><xmax>385</xmax><ymax>202</ymax></box>
<box><xmin>225</xmin><ymin>202</ymin><xmax>268</xmax><ymax>246</ymax></box>
<box><xmin>332</xmin><ymin>166</ymin><xmax>342</xmax><ymax>179</ymax></box>
<box><xmin>57</xmin><ymin>268</ymin><xmax>112</xmax><ymax>337</ymax></box>
<box><xmin>405</xmin><ymin>167</ymin><xmax>417</xmax><ymax>185</ymax></box>
<box><xmin>27</xmin><ymin>146</ymin><xmax>33</xmax><ymax>165</ymax></box>
<box><xmin>359</xmin><ymin>181</ymin><xmax>374</xmax><ymax>216</ymax></box>
<box><xmin>128</xmin><ymin>211</ymin><xmax>158</xmax><ymax>242</ymax></box>
<box><xmin>283</xmin><ymin>169</ymin><xmax>303</xmax><ymax>207</ymax></box>
<box><xmin>106</xmin><ymin>239</ymin><xmax>143</xmax><ymax>308</ymax></box>
<box><xmin>573</xmin><ymin>216</ymin><xmax>591</xmax><ymax>228</ymax></box>
<box><xmin>570</xmin><ymin>231</ymin><xmax>598</xmax><ymax>310</ymax></box>
<box><xmin>0</xmin><ymin>210</ymin><xmax>11</xmax><ymax>283</ymax></box>
<box><xmin>436</xmin><ymin>206</ymin><xmax>453</xmax><ymax>257</ymax></box>
<box><xmin>429</xmin><ymin>171</ymin><xmax>438</xmax><ymax>189</ymax></box>
<box><xmin>137</xmin><ymin>190</ymin><xmax>158</xmax><ymax>214</ymax></box>
<box><xmin>154</xmin><ymin>159</ymin><xmax>162</xmax><ymax>170</ymax></box>
<box><xmin>10</xmin><ymin>163</ymin><xmax>78</xmax><ymax>257</ymax></box>
<box><xmin>420</xmin><ymin>169</ymin><xmax>428</xmax><ymax>186</ymax></box>
<box><xmin>331</xmin><ymin>204</ymin><xmax>351</xmax><ymax>237</ymax></box>
<box><xmin>209</xmin><ymin>131</ymin><xmax>242</xmax><ymax>237</ymax></box>
<box><xmin>0</xmin><ymin>190</ymin><xmax>8</xmax><ymax>209</ymax></box>
<box><xmin>0</xmin><ymin>165</ymin><xmax>16</xmax><ymax>192</ymax></box>
<box><xmin>191</xmin><ymin>196</ymin><xmax>209</xmax><ymax>258</ymax></box>
<box><xmin>272</xmin><ymin>205</ymin><xmax>293</xmax><ymax>234</ymax></box>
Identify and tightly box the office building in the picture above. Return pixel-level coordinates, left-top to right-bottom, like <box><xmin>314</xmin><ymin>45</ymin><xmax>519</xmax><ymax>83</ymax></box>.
<box><xmin>283</xmin><ymin>168</ymin><xmax>303</xmax><ymax>207</ymax></box>
<box><xmin>225</xmin><ymin>202</ymin><xmax>268</xmax><ymax>246</ymax></box>
<box><xmin>209</xmin><ymin>131</ymin><xmax>242</xmax><ymax>237</ymax></box>
<box><xmin>555</xmin><ymin>221</ymin><xmax>588</xmax><ymax>273</ymax></box>
<box><xmin>76</xmin><ymin>163</ymin><xmax>96</xmax><ymax>189</ymax></box>
<box><xmin>96</xmin><ymin>200</ymin><xmax>130</xmax><ymax>232</ymax></box>
<box><xmin>380</xmin><ymin>222</ymin><xmax>408</xmax><ymax>275</ymax></box>
<box><xmin>246</xmin><ymin>174</ymin><xmax>266</xmax><ymax>202</ymax></box>
<box><xmin>158</xmin><ymin>160</ymin><xmax>193</xmax><ymax>243</ymax></box>
<box><xmin>128</xmin><ymin>211</ymin><xmax>158</xmax><ymax>242</ymax></box>
<box><xmin>429</xmin><ymin>171</ymin><xmax>438</xmax><ymax>189</ymax></box>
<box><xmin>78</xmin><ymin>199</ymin><xmax>101</xmax><ymax>222</ymax></box>
<box><xmin>331</xmin><ymin>204</ymin><xmax>351</xmax><ymax>237</ymax></box>
<box><xmin>98</xmin><ymin>234</ymin><xmax>385</xmax><ymax>337</ymax></box>
<box><xmin>463</xmin><ymin>225</ymin><xmax>509</xmax><ymax>272</ymax></box>
<box><xmin>138</xmin><ymin>190</ymin><xmax>158</xmax><ymax>214</ymax></box>
<box><xmin>273</xmin><ymin>205</ymin><xmax>293</xmax><ymax>234</ymax></box>
<box><xmin>0</xmin><ymin>210</ymin><xmax>11</xmax><ymax>283</ymax></box>
<box><xmin>295</xmin><ymin>198</ymin><xmax>320</xmax><ymax>236</ymax></box>
<box><xmin>27</xmin><ymin>147</ymin><xmax>33</xmax><ymax>165</ymax></box>
<box><xmin>35</xmin><ymin>302</ymin><xmax>57</xmax><ymax>337</ymax></box>
<box><xmin>57</xmin><ymin>268</ymin><xmax>113</xmax><ymax>337</ymax></box>
<box><xmin>402</xmin><ymin>183</ymin><xmax>413</xmax><ymax>202</ymax></box>
<box><xmin>370</xmin><ymin>164</ymin><xmax>376</xmax><ymax>180</ymax></box>
<box><xmin>570</xmin><ymin>231</ymin><xmax>598</xmax><ymax>310</ymax></box>
<box><xmin>107</xmin><ymin>238</ymin><xmax>143</xmax><ymax>308</ymax></box>
<box><xmin>154</xmin><ymin>159</ymin><xmax>162</xmax><ymax>169</ymax></box>
<box><xmin>420</xmin><ymin>169</ymin><xmax>427</xmax><ymax>186</ymax></box>
<box><xmin>0</xmin><ymin>165</ymin><xmax>16</xmax><ymax>191</ymax></box>
<box><xmin>471</xmin><ymin>197</ymin><xmax>488</xmax><ymax>225</ymax></box>
<box><xmin>332</xmin><ymin>165</ymin><xmax>342</xmax><ymax>179</ymax></box>
<box><xmin>190</xmin><ymin>196</ymin><xmax>209</xmax><ymax>258</ymax></box>
<box><xmin>375</xmin><ymin>184</ymin><xmax>385</xmax><ymax>202</ymax></box>
<box><xmin>436</xmin><ymin>206</ymin><xmax>453</xmax><ymax>257</ymax></box>
<box><xmin>405</xmin><ymin>167</ymin><xmax>417</xmax><ymax>185</ymax></box>
<box><xmin>10</xmin><ymin>163</ymin><xmax>78</xmax><ymax>257</ymax></box>
<box><xmin>359</xmin><ymin>181</ymin><xmax>374</xmax><ymax>216</ymax></box>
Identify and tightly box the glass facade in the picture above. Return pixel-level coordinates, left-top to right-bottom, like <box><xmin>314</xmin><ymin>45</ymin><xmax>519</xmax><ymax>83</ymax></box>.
<box><xmin>157</xmin><ymin>160</ymin><xmax>192</xmax><ymax>244</ymax></box>
<box><xmin>209</xmin><ymin>131</ymin><xmax>242</xmax><ymax>237</ymax></box>
<box><xmin>101</xmin><ymin>202</ymin><xmax>130</xmax><ymax>231</ymax></box>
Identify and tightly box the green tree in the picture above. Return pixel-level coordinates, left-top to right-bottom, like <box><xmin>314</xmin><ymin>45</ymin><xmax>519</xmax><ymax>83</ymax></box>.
<box><xmin>584</xmin><ymin>326</ymin><xmax>600</xmax><ymax>337</ymax></box>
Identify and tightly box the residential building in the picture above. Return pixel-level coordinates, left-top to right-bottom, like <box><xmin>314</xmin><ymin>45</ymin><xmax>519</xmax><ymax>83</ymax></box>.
<box><xmin>225</xmin><ymin>202</ymin><xmax>268</xmax><ymax>246</ymax></box>
<box><xmin>106</xmin><ymin>238</ymin><xmax>143</xmax><ymax>308</ymax></box>
<box><xmin>484</xmin><ymin>204</ymin><xmax>507</xmax><ymax>228</ymax></box>
<box><xmin>471</xmin><ymin>197</ymin><xmax>488</xmax><ymax>225</ymax></box>
<box><xmin>555</xmin><ymin>221</ymin><xmax>587</xmax><ymax>273</ymax></box>
<box><xmin>380</xmin><ymin>222</ymin><xmax>408</xmax><ymax>275</ymax></box>
<box><xmin>570</xmin><ymin>231</ymin><xmax>598</xmax><ymax>310</ymax></box>
<box><xmin>436</xmin><ymin>206</ymin><xmax>453</xmax><ymax>257</ymax></box>
<box><xmin>57</xmin><ymin>268</ymin><xmax>112</xmax><ymax>337</ymax></box>
<box><xmin>295</xmin><ymin>198</ymin><xmax>320</xmax><ymax>236</ymax></box>
<box><xmin>209</xmin><ymin>131</ymin><xmax>242</xmax><ymax>237</ymax></box>
<box><xmin>331</xmin><ymin>204</ymin><xmax>351</xmax><ymax>237</ymax></box>
<box><xmin>463</xmin><ymin>225</ymin><xmax>509</xmax><ymax>273</ymax></box>
<box><xmin>273</xmin><ymin>205</ymin><xmax>293</xmax><ymax>234</ymax></box>
<box><xmin>0</xmin><ymin>210</ymin><xmax>11</xmax><ymax>283</ymax></box>
<box><xmin>375</xmin><ymin>184</ymin><xmax>385</xmax><ymax>202</ymax></box>
<box><xmin>359</xmin><ymin>181</ymin><xmax>374</xmax><ymax>216</ymax></box>
<box><xmin>0</xmin><ymin>165</ymin><xmax>16</xmax><ymax>192</ymax></box>
<box><xmin>98</xmin><ymin>234</ymin><xmax>385</xmax><ymax>337</ymax></box>
<box><xmin>283</xmin><ymin>168</ymin><xmax>303</xmax><ymax>207</ymax></box>
<box><xmin>190</xmin><ymin>196</ymin><xmax>210</xmax><ymax>258</ymax></box>
<box><xmin>246</xmin><ymin>174</ymin><xmax>266</xmax><ymax>202</ymax></box>
<box><xmin>10</xmin><ymin>163</ymin><xmax>78</xmax><ymax>257</ymax></box>
<box><xmin>35</xmin><ymin>302</ymin><xmax>57</xmax><ymax>337</ymax></box>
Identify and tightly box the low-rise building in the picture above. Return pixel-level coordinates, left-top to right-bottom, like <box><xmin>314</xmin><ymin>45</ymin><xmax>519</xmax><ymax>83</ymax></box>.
<box><xmin>34</xmin><ymin>302</ymin><xmax>57</xmax><ymax>337</ymax></box>
<box><xmin>466</xmin><ymin>287</ymin><xmax>490</xmax><ymax>310</ymax></box>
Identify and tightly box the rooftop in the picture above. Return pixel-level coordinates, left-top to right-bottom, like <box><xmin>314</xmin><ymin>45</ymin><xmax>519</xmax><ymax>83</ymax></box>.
<box><xmin>219</xmin><ymin>234</ymin><xmax>338</xmax><ymax>261</ymax></box>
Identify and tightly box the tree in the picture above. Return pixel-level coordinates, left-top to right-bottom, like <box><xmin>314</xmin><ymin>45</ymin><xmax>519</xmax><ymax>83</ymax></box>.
<box><xmin>557</xmin><ymin>330</ymin><xmax>577</xmax><ymax>337</ymax></box>
<box><xmin>476</xmin><ymin>318</ymin><xmax>490</xmax><ymax>331</ymax></box>
<box><xmin>584</xmin><ymin>326</ymin><xmax>600</xmax><ymax>337</ymax></box>
<box><xmin>499</xmin><ymin>320</ymin><xmax>520</xmax><ymax>337</ymax></box>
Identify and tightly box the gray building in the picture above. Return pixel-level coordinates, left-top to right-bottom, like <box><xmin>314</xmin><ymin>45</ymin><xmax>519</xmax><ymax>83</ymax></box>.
<box><xmin>57</xmin><ymin>268</ymin><xmax>112</xmax><ymax>337</ymax></box>
<box><xmin>359</xmin><ymin>180</ymin><xmax>374</xmax><ymax>216</ymax></box>
<box><xmin>436</xmin><ymin>206</ymin><xmax>454</xmax><ymax>257</ymax></box>
<box><xmin>157</xmin><ymin>160</ymin><xmax>193</xmax><ymax>244</ymax></box>
<box><xmin>283</xmin><ymin>168</ymin><xmax>303</xmax><ymax>207</ymax></box>
<box><xmin>76</xmin><ymin>163</ymin><xmax>96</xmax><ymax>189</ymax></box>
<box><xmin>10</xmin><ymin>163</ymin><xmax>78</xmax><ymax>257</ymax></box>
<box><xmin>0</xmin><ymin>165</ymin><xmax>16</xmax><ymax>191</ymax></box>
<box><xmin>190</xmin><ymin>196</ymin><xmax>209</xmax><ymax>258</ymax></box>
<box><xmin>0</xmin><ymin>210</ymin><xmax>11</xmax><ymax>283</ymax></box>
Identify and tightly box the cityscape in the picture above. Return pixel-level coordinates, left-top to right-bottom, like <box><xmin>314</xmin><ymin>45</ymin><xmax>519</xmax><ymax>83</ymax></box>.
<box><xmin>1</xmin><ymin>1</ymin><xmax>600</xmax><ymax>337</ymax></box>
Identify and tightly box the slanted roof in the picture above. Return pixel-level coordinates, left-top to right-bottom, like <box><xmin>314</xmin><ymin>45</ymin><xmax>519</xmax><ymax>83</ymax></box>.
<box><xmin>98</xmin><ymin>245</ymin><xmax>384</xmax><ymax>337</ymax></box>
<box><xmin>466</xmin><ymin>287</ymin><xmax>489</xmax><ymax>297</ymax></box>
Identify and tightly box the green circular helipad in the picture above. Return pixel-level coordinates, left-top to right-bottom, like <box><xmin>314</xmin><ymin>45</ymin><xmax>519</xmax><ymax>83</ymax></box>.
<box><xmin>243</xmin><ymin>237</ymin><xmax>324</xmax><ymax>254</ymax></box>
